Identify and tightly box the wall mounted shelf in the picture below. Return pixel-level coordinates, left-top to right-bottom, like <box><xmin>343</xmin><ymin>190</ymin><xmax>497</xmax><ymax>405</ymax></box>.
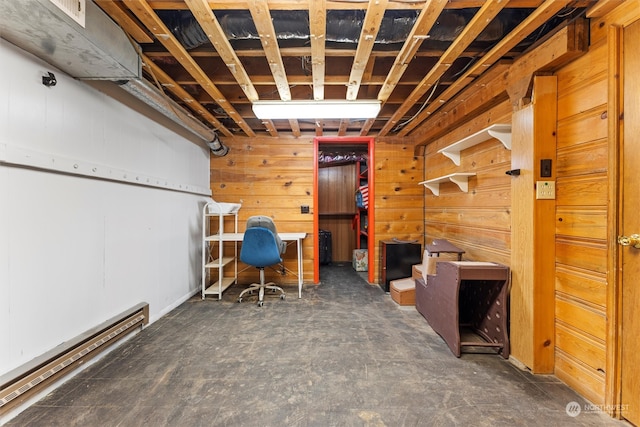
<box><xmin>438</xmin><ymin>124</ymin><xmax>511</xmax><ymax>166</ymax></box>
<box><xmin>419</xmin><ymin>173</ymin><xmax>476</xmax><ymax>196</ymax></box>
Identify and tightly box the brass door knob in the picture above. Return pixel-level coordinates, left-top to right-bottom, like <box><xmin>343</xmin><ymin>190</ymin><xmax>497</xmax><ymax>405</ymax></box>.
<box><xmin>618</xmin><ymin>234</ymin><xmax>640</xmax><ymax>249</ymax></box>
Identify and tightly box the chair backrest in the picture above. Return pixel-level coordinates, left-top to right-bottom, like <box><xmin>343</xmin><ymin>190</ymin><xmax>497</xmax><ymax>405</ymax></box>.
<box><xmin>245</xmin><ymin>215</ymin><xmax>286</xmax><ymax>253</ymax></box>
<box><xmin>245</xmin><ymin>215</ymin><xmax>278</xmax><ymax>234</ymax></box>
<box><xmin>240</xmin><ymin>226</ymin><xmax>282</xmax><ymax>268</ymax></box>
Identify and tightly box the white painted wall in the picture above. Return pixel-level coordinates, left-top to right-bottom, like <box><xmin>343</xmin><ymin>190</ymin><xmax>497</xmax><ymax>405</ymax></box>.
<box><xmin>0</xmin><ymin>40</ymin><xmax>211</xmax><ymax>377</ymax></box>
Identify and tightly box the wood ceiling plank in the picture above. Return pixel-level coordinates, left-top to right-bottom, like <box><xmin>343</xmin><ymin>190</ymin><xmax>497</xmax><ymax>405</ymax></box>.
<box><xmin>399</xmin><ymin>0</ymin><xmax>572</xmax><ymax>136</ymax></box>
<box><xmin>141</xmin><ymin>53</ymin><xmax>233</xmax><ymax>137</ymax></box>
<box><xmin>377</xmin><ymin>0</ymin><xmax>508</xmax><ymax>136</ymax></box>
<box><xmin>184</xmin><ymin>0</ymin><xmax>260</xmax><ymax>102</ymax></box>
<box><xmin>346</xmin><ymin>0</ymin><xmax>388</xmax><ymax>100</ymax></box>
<box><xmin>123</xmin><ymin>0</ymin><xmax>255</xmax><ymax>136</ymax></box>
<box><xmin>309</xmin><ymin>0</ymin><xmax>327</xmax><ymax>100</ymax></box>
<box><xmin>248</xmin><ymin>0</ymin><xmax>292</xmax><ymax>101</ymax></box>
<box><xmin>377</xmin><ymin>0</ymin><xmax>448</xmax><ymax>102</ymax></box>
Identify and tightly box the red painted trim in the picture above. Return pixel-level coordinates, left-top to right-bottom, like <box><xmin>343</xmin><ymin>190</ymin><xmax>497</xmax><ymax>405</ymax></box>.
<box><xmin>368</xmin><ymin>139</ymin><xmax>375</xmax><ymax>284</ymax></box>
<box><xmin>313</xmin><ymin>138</ymin><xmax>320</xmax><ymax>284</ymax></box>
<box><xmin>313</xmin><ymin>136</ymin><xmax>375</xmax><ymax>284</ymax></box>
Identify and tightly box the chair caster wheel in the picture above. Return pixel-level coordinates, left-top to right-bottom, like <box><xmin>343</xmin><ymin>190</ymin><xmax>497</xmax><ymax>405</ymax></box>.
<box><xmin>237</xmin><ymin>298</ymin><xmax>242</xmax><ymax>303</ymax></box>
<box><xmin>258</xmin><ymin>301</ymin><xmax>264</xmax><ymax>307</ymax></box>
<box><xmin>280</xmin><ymin>294</ymin><xmax>286</xmax><ymax>300</ymax></box>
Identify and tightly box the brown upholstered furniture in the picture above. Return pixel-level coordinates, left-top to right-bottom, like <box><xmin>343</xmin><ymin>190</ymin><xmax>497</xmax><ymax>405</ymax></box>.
<box><xmin>415</xmin><ymin>261</ymin><xmax>510</xmax><ymax>358</ymax></box>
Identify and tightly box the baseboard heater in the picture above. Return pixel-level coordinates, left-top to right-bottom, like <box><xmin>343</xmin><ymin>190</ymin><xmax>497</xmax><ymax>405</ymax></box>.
<box><xmin>0</xmin><ymin>302</ymin><xmax>149</xmax><ymax>415</ymax></box>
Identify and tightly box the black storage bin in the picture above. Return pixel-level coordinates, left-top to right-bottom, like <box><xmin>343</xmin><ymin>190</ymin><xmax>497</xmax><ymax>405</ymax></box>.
<box><xmin>319</xmin><ymin>230</ymin><xmax>332</xmax><ymax>265</ymax></box>
<box><xmin>379</xmin><ymin>240</ymin><xmax>422</xmax><ymax>292</ymax></box>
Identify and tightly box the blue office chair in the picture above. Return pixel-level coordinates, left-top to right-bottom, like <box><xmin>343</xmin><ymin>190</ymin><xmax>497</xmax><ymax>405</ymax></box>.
<box><xmin>238</xmin><ymin>216</ymin><xmax>286</xmax><ymax>306</ymax></box>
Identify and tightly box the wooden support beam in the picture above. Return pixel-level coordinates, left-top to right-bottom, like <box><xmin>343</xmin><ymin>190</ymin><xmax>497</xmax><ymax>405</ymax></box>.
<box><xmin>414</xmin><ymin>101</ymin><xmax>512</xmax><ymax>156</ymax></box>
<box><xmin>506</xmin><ymin>19</ymin><xmax>588</xmax><ymax>108</ymax></box>
<box><xmin>141</xmin><ymin>53</ymin><xmax>233</xmax><ymax>137</ymax></box>
<box><xmin>346</xmin><ymin>0</ymin><xmax>388</xmax><ymax>100</ymax></box>
<box><xmin>248</xmin><ymin>0</ymin><xmax>291</xmax><ymax>101</ymax></box>
<box><xmin>123</xmin><ymin>0</ymin><xmax>255</xmax><ymax>136</ymax></box>
<box><xmin>401</xmin><ymin>0</ymin><xmax>572</xmax><ymax>137</ymax></box>
<box><xmin>377</xmin><ymin>1</ymin><xmax>508</xmax><ymax>136</ymax></box>
<box><xmin>184</xmin><ymin>0</ymin><xmax>259</xmax><ymax>101</ymax></box>
<box><xmin>410</xmin><ymin>61</ymin><xmax>511</xmax><ymax>150</ymax></box>
<box><xmin>413</xmin><ymin>19</ymin><xmax>588</xmax><ymax>154</ymax></box>
<box><xmin>509</xmin><ymin>76</ymin><xmax>557</xmax><ymax>373</ymax></box>
<box><xmin>95</xmin><ymin>0</ymin><xmax>153</xmax><ymax>43</ymax></box>
<box><xmin>309</xmin><ymin>0</ymin><xmax>327</xmax><ymax>100</ymax></box>
<box><xmin>376</xmin><ymin>0</ymin><xmax>448</xmax><ymax>102</ymax></box>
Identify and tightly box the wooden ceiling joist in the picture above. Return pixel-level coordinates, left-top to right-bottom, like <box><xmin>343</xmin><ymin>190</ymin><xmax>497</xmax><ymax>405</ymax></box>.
<box><xmin>123</xmin><ymin>0</ymin><xmax>255</xmax><ymax>136</ymax></box>
<box><xmin>93</xmin><ymin>0</ymin><xmax>598</xmax><ymax>139</ymax></box>
<box><xmin>94</xmin><ymin>0</ymin><xmax>153</xmax><ymax>44</ymax></box>
<box><xmin>346</xmin><ymin>0</ymin><xmax>388</xmax><ymax>100</ymax></box>
<box><xmin>376</xmin><ymin>0</ymin><xmax>448</xmax><ymax>103</ymax></box>
<box><xmin>398</xmin><ymin>0</ymin><xmax>573</xmax><ymax>136</ymax></box>
<box><xmin>141</xmin><ymin>53</ymin><xmax>233</xmax><ymax>137</ymax></box>
<box><xmin>377</xmin><ymin>0</ymin><xmax>509</xmax><ymax>136</ymax></box>
<box><xmin>184</xmin><ymin>0</ymin><xmax>260</xmax><ymax>102</ymax></box>
<box><xmin>309</xmin><ymin>0</ymin><xmax>327</xmax><ymax>101</ymax></box>
<box><xmin>248</xmin><ymin>0</ymin><xmax>292</xmax><ymax>101</ymax></box>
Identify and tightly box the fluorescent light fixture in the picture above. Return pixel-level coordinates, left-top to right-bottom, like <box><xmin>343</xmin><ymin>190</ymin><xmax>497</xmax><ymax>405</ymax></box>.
<box><xmin>252</xmin><ymin>100</ymin><xmax>381</xmax><ymax>120</ymax></box>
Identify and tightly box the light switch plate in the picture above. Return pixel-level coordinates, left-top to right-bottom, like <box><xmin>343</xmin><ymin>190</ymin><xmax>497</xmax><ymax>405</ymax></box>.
<box><xmin>536</xmin><ymin>181</ymin><xmax>555</xmax><ymax>200</ymax></box>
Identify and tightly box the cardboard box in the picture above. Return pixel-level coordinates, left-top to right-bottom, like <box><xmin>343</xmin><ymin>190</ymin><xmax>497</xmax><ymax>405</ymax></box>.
<box><xmin>390</xmin><ymin>277</ymin><xmax>415</xmax><ymax>306</ymax></box>
<box><xmin>412</xmin><ymin>264</ymin><xmax>423</xmax><ymax>280</ymax></box>
<box><xmin>352</xmin><ymin>249</ymin><xmax>368</xmax><ymax>271</ymax></box>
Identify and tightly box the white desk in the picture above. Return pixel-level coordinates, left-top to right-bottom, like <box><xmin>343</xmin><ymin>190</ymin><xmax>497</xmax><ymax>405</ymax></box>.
<box><xmin>205</xmin><ymin>232</ymin><xmax>307</xmax><ymax>298</ymax></box>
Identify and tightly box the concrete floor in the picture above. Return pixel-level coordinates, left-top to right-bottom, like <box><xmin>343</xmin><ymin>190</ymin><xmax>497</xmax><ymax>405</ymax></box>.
<box><xmin>7</xmin><ymin>264</ymin><xmax>628</xmax><ymax>426</ymax></box>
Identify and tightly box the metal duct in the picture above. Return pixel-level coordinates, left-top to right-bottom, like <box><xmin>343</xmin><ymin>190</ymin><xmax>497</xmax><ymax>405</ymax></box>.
<box><xmin>0</xmin><ymin>0</ymin><xmax>140</xmax><ymax>80</ymax></box>
<box><xmin>0</xmin><ymin>0</ymin><xmax>227</xmax><ymax>156</ymax></box>
<box><xmin>157</xmin><ymin>9</ymin><xmax>518</xmax><ymax>50</ymax></box>
<box><xmin>117</xmin><ymin>79</ymin><xmax>228</xmax><ymax>156</ymax></box>
<box><xmin>206</xmin><ymin>134</ymin><xmax>230</xmax><ymax>157</ymax></box>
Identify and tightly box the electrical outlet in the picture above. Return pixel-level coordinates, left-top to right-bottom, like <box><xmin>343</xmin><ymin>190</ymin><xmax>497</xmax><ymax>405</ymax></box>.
<box><xmin>536</xmin><ymin>181</ymin><xmax>555</xmax><ymax>200</ymax></box>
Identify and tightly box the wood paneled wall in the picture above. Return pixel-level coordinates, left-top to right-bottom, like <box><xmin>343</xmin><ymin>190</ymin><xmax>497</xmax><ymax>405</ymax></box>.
<box><xmin>422</xmin><ymin>103</ymin><xmax>512</xmax><ymax>266</ymax></box>
<box><xmin>210</xmin><ymin>136</ymin><xmax>316</xmax><ymax>285</ymax></box>
<box><xmin>372</xmin><ymin>140</ymin><xmax>425</xmax><ymax>268</ymax></box>
<box><xmin>210</xmin><ymin>136</ymin><xmax>422</xmax><ymax>285</ymax></box>
<box><xmin>553</xmin><ymin>29</ymin><xmax>610</xmax><ymax>406</ymax></box>
<box><xmin>417</xmin><ymin>12</ymin><xmax>621</xmax><ymax>406</ymax></box>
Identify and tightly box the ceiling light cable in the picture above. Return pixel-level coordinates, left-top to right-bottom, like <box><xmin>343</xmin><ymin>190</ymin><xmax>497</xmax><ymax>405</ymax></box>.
<box><xmin>393</xmin><ymin>78</ymin><xmax>439</xmax><ymax>132</ymax></box>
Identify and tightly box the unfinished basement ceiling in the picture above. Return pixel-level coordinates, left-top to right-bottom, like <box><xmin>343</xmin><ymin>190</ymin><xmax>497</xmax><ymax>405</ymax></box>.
<box><xmin>94</xmin><ymin>0</ymin><xmax>598</xmax><ymax>139</ymax></box>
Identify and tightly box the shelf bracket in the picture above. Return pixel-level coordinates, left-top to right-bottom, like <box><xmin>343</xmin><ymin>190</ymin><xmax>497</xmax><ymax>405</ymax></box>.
<box><xmin>418</xmin><ymin>173</ymin><xmax>476</xmax><ymax>196</ymax></box>
<box><xmin>438</xmin><ymin>124</ymin><xmax>511</xmax><ymax>166</ymax></box>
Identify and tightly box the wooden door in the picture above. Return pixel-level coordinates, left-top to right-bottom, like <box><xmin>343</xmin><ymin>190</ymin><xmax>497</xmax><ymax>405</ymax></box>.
<box><xmin>620</xmin><ymin>19</ymin><xmax>640</xmax><ymax>426</ymax></box>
